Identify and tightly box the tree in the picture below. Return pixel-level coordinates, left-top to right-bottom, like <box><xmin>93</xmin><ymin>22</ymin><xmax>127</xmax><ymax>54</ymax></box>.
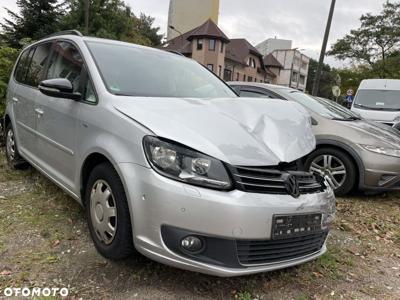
<box><xmin>328</xmin><ymin>1</ymin><xmax>400</xmax><ymax>78</ymax></box>
<box><xmin>1</xmin><ymin>0</ymin><xmax>65</xmax><ymax>48</ymax></box>
<box><xmin>306</xmin><ymin>58</ymin><xmax>338</xmax><ymax>99</ymax></box>
<box><xmin>0</xmin><ymin>47</ymin><xmax>20</xmax><ymax>115</ymax></box>
<box><xmin>61</xmin><ymin>0</ymin><xmax>162</xmax><ymax>46</ymax></box>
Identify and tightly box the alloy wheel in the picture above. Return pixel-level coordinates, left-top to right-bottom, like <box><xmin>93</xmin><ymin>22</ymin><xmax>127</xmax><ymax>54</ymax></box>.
<box><xmin>309</xmin><ymin>154</ymin><xmax>347</xmax><ymax>190</ymax></box>
<box><xmin>6</xmin><ymin>129</ymin><xmax>16</xmax><ymax>161</ymax></box>
<box><xmin>90</xmin><ymin>180</ymin><xmax>117</xmax><ymax>245</ymax></box>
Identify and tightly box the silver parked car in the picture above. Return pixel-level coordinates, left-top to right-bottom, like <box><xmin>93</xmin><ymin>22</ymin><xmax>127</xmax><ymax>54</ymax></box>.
<box><xmin>4</xmin><ymin>31</ymin><xmax>335</xmax><ymax>277</ymax></box>
<box><xmin>229</xmin><ymin>82</ymin><xmax>400</xmax><ymax>196</ymax></box>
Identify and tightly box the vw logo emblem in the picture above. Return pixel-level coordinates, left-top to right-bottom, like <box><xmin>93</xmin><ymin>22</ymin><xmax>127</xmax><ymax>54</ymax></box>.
<box><xmin>285</xmin><ymin>174</ymin><xmax>300</xmax><ymax>198</ymax></box>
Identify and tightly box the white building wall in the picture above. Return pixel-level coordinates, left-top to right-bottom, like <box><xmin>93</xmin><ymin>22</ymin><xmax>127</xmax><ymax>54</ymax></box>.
<box><xmin>272</xmin><ymin>49</ymin><xmax>310</xmax><ymax>91</ymax></box>
<box><xmin>255</xmin><ymin>38</ymin><xmax>292</xmax><ymax>56</ymax></box>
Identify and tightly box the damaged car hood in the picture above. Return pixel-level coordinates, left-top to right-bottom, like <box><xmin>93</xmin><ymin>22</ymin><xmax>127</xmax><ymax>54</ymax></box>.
<box><xmin>113</xmin><ymin>97</ymin><xmax>316</xmax><ymax>166</ymax></box>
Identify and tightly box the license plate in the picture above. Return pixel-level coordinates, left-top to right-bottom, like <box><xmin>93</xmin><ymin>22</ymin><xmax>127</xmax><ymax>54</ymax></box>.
<box><xmin>272</xmin><ymin>213</ymin><xmax>322</xmax><ymax>239</ymax></box>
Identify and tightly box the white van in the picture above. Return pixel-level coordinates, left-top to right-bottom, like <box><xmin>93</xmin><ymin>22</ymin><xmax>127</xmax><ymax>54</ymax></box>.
<box><xmin>351</xmin><ymin>79</ymin><xmax>400</xmax><ymax>126</ymax></box>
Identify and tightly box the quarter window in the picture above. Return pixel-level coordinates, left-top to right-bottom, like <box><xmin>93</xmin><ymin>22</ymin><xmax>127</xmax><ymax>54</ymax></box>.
<box><xmin>14</xmin><ymin>49</ymin><xmax>31</xmax><ymax>83</ymax></box>
<box><xmin>25</xmin><ymin>43</ymin><xmax>52</xmax><ymax>87</ymax></box>
<box><xmin>84</xmin><ymin>79</ymin><xmax>97</xmax><ymax>103</ymax></box>
<box><xmin>46</xmin><ymin>41</ymin><xmax>83</xmax><ymax>93</ymax></box>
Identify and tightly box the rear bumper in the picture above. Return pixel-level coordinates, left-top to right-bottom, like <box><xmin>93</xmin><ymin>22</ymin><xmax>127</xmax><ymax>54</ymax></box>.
<box><xmin>118</xmin><ymin>163</ymin><xmax>335</xmax><ymax>276</ymax></box>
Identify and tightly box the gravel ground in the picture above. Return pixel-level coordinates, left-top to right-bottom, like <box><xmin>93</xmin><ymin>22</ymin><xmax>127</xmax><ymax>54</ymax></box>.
<box><xmin>0</xmin><ymin>148</ymin><xmax>399</xmax><ymax>300</ymax></box>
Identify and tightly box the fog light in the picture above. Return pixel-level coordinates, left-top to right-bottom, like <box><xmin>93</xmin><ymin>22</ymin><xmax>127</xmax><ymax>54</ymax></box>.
<box><xmin>180</xmin><ymin>236</ymin><xmax>203</xmax><ymax>253</ymax></box>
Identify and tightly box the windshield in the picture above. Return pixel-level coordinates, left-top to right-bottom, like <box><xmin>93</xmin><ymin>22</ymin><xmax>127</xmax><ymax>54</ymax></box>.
<box><xmin>86</xmin><ymin>41</ymin><xmax>236</xmax><ymax>98</ymax></box>
<box><xmin>354</xmin><ymin>90</ymin><xmax>400</xmax><ymax>110</ymax></box>
<box><xmin>279</xmin><ymin>89</ymin><xmax>361</xmax><ymax>120</ymax></box>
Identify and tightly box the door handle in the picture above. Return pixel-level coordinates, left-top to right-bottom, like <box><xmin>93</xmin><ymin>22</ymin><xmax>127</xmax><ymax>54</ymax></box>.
<box><xmin>35</xmin><ymin>108</ymin><xmax>44</xmax><ymax>116</ymax></box>
<box><xmin>12</xmin><ymin>97</ymin><xmax>19</xmax><ymax>103</ymax></box>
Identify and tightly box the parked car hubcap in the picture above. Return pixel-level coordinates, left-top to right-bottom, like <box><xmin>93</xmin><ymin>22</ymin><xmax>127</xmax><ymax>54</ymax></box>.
<box><xmin>90</xmin><ymin>180</ymin><xmax>117</xmax><ymax>245</ymax></box>
<box><xmin>309</xmin><ymin>155</ymin><xmax>346</xmax><ymax>190</ymax></box>
<box><xmin>6</xmin><ymin>129</ymin><xmax>16</xmax><ymax>161</ymax></box>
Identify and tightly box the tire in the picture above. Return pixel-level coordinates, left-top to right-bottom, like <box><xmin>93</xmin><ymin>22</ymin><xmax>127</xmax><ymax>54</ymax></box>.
<box><xmin>305</xmin><ymin>148</ymin><xmax>356</xmax><ymax>197</ymax></box>
<box><xmin>5</xmin><ymin>123</ymin><xmax>28</xmax><ymax>169</ymax></box>
<box><xmin>85</xmin><ymin>162</ymin><xmax>135</xmax><ymax>260</ymax></box>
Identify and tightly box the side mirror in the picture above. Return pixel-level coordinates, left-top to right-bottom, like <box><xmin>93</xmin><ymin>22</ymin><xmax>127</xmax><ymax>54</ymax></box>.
<box><xmin>39</xmin><ymin>78</ymin><xmax>81</xmax><ymax>101</ymax></box>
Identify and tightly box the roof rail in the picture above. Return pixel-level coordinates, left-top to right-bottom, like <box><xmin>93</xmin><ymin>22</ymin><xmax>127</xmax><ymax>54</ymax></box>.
<box><xmin>44</xmin><ymin>30</ymin><xmax>83</xmax><ymax>39</ymax></box>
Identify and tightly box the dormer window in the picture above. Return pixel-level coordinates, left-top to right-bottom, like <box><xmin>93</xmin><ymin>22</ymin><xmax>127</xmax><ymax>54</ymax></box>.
<box><xmin>209</xmin><ymin>39</ymin><xmax>216</xmax><ymax>51</ymax></box>
<box><xmin>247</xmin><ymin>57</ymin><xmax>256</xmax><ymax>68</ymax></box>
<box><xmin>197</xmin><ymin>39</ymin><xmax>203</xmax><ymax>50</ymax></box>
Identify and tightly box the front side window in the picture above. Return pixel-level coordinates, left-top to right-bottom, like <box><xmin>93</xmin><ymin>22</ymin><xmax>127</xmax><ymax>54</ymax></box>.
<box><xmin>86</xmin><ymin>41</ymin><xmax>235</xmax><ymax>98</ymax></box>
<box><xmin>25</xmin><ymin>42</ymin><xmax>52</xmax><ymax>87</ymax></box>
<box><xmin>209</xmin><ymin>39</ymin><xmax>216</xmax><ymax>51</ymax></box>
<box><xmin>46</xmin><ymin>41</ymin><xmax>83</xmax><ymax>92</ymax></box>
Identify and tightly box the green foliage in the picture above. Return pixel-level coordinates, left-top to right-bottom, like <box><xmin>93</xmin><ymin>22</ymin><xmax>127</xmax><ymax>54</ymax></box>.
<box><xmin>236</xmin><ymin>291</ymin><xmax>252</xmax><ymax>300</ymax></box>
<box><xmin>1</xmin><ymin>0</ymin><xmax>65</xmax><ymax>48</ymax></box>
<box><xmin>0</xmin><ymin>47</ymin><xmax>20</xmax><ymax>116</ymax></box>
<box><xmin>61</xmin><ymin>0</ymin><xmax>162</xmax><ymax>46</ymax></box>
<box><xmin>329</xmin><ymin>1</ymin><xmax>400</xmax><ymax>78</ymax></box>
<box><xmin>1</xmin><ymin>0</ymin><xmax>162</xmax><ymax>49</ymax></box>
<box><xmin>306</xmin><ymin>58</ymin><xmax>339</xmax><ymax>98</ymax></box>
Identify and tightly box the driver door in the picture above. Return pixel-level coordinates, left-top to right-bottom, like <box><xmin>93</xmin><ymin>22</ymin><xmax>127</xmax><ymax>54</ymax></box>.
<box><xmin>34</xmin><ymin>40</ymin><xmax>83</xmax><ymax>192</ymax></box>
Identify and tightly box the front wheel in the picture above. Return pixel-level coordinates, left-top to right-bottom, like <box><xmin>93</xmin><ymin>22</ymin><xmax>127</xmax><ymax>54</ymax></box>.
<box><xmin>85</xmin><ymin>162</ymin><xmax>135</xmax><ymax>260</ymax></box>
<box><xmin>305</xmin><ymin>148</ymin><xmax>356</xmax><ymax>197</ymax></box>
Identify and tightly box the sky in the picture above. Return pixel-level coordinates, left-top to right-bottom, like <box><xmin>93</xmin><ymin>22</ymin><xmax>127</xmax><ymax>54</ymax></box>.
<box><xmin>0</xmin><ymin>0</ymin><xmax>388</xmax><ymax>67</ymax></box>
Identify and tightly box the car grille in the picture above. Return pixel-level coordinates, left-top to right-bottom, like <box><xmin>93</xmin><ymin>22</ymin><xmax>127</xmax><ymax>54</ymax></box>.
<box><xmin>236</xmin><ymin>231</ymin><xmax>328</xmax><ymax>265</ymax></box>
<box><xmin>229</xmin><ymin>165</ymin><xmax>326</xmax><ymax>195</ymax></box>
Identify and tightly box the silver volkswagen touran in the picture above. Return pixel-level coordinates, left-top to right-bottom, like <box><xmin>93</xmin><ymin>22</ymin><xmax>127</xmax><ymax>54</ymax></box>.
<box><xmin>3</xmin><ymin>31</ymin><xmax>335</xmax><ymax>277</ymax></box>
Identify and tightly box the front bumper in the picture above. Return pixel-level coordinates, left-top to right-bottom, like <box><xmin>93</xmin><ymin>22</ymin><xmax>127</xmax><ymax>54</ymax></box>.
<box><xmin>119</xmin><ymin>163</ymin><xmax>336</xmax><ymax>277</ymax></box>
<box><xmin>358</xmin><ymin>146</ymin><xmax>400</xmax><ymax>191</ymax></box>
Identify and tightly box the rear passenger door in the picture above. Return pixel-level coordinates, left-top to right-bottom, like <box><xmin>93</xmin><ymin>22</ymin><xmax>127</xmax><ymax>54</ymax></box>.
<box><xmin>34</xmin><ymin>40</ymin><xmax>85</xmax><ymax>192</ymax></box>
<box><xmin>12</xmin><ymin>42</ymin><xmax>52</xmax><ymax>162</ymax></box>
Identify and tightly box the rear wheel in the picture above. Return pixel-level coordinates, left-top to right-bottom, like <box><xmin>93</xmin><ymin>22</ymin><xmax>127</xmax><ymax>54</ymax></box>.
<box><xmin>305</xmin><ymin>148</ymin><xmax>356</xmax><ymax>196</ymax></box>
<box><xmin>85</xmin><ymin>162</ymin><xmax>135</xmax><ymax>260</ymax></box>
<box><xmin>5</xmin><ymin>123</ymin><xmax>28</xmax><ymax>169</ymax></box>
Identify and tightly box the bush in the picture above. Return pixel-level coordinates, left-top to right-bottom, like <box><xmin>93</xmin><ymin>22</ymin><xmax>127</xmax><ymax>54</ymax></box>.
<box><xmin>0</xmin><ymin>47</ymin><xmax>20</xmax><ymax>116</ymax></box>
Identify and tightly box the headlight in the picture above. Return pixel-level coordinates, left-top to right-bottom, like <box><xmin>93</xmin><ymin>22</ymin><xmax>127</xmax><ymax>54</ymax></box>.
<box><xmin>360</xmin><ymin>144</ymin><xmax>400</xmax><ymax>158</ymax></box>
<box><xmin>143</xmin><ymin>136</ymin><xmax>232</xmax><ymax>190</ymax></box>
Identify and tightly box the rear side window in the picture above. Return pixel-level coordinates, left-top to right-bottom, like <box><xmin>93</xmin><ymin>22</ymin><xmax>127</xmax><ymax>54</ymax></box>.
<box><xmin>46</xmin><ymin>41</ymin><xmax>83</xmax><ymax>93</ymax></box>
<box><xmin>25</xmin><ymin>43</ymin><xmax>52</xmax><ymax>87</ymax></box>
<box><xmin>14</xmin><ymin>49</ymin><xmax>32</xmax><ymax>83</ymax></box>
<box><xmin>240</xmin><ymin>90</ymin><xmax>270</xmax><ymax>98</ymax></box>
